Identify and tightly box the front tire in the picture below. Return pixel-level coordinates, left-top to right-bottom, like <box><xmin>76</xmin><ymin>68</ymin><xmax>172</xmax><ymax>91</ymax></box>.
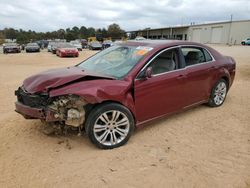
<box><xmin>85</xmin><ymin>103</ymin><xmax>135</xmax><ymax>149</ymax></box>
<box><xmin>208</xmin><ymin>79</ymin><xmax>228</xmax><ymax>107</ymax></box>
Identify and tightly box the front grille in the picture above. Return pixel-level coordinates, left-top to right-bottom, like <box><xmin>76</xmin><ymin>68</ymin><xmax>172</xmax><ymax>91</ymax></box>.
<box><xmin>5</xmin><ymin>48</ymin><xmax>18</xmax><ymax>51</ymax></box>
<box><xmin>15</xmin><ymin>87</ymin><xmax>49</xmax><ymax>108</ymax></box>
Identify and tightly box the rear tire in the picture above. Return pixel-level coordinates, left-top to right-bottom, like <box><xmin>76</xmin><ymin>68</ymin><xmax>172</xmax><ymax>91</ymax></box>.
<box><xmin>208</xmin><ymin>79</ymin><xmax>228</xmax><ymax>107</ymax></box>
<box><xmin>85</xmin><ymin>103</ymin><xmax>135</xmax><ymax>149</ymax></box>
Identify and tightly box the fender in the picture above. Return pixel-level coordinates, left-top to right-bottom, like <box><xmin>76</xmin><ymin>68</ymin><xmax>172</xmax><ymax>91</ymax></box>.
<box><xmin>49</xmin><ymin>79</ymin><xmax>137</xmax><ymax>118</ymax></box>
<box><xmin>208</xmin><ymin>66</ymin><xmax>231</xmax><ymax>95</ymax></box>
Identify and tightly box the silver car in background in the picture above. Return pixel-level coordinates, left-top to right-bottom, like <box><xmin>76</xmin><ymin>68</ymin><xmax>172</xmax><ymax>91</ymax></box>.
<box><xmin>70</xmin><ymin>41</ymin><xmax>82</xmax><ymax>51</ymax></box>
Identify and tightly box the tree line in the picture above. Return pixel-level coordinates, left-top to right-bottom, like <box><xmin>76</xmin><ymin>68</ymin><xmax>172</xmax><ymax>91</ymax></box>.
<box><xmin>0</xmin><ymin>23</ymin><xmax>126</xmax><ymax>44</ymax></box>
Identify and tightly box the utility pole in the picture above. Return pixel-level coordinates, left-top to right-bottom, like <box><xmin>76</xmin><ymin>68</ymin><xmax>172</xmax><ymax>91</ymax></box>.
<box><xmin>228</xmin><ymin>14</ymin><xmax>233</xmax><ymax>45</ymax></box>
<box><xmin>145</xmin><ymin>27</ymin><xmax>151</xmax><ymax>39</ymax></box>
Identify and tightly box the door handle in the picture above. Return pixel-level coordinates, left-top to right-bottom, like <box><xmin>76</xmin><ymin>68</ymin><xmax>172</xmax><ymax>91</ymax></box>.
<box><xmin>177</xmin><ymin>74</ymin><xmax>186</xmax><ymax>80</ymax></box>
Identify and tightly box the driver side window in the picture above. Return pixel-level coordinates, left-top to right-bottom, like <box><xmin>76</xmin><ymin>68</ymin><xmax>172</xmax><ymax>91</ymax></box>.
<box><xmin>149</xmin><ymin>49</ymin><xmax>178</xmax><ymax>75</ymax></box>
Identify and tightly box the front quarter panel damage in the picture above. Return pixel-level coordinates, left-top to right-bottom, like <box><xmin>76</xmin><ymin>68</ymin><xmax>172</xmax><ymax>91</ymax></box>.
<box><xmin>49</xmin><ymin>79</ymin><xmax>136</xmax><ymax>118</ymax></box>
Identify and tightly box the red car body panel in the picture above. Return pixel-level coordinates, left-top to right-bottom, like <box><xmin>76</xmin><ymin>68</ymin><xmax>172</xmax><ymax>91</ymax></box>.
<box><xmin>15</xmin><ymin>40</ymin><xmax>236</xmax><ymax>127</ymax></box>
<box><xmin>15</xmin><ymin>102</ymin><xmax>45</xmax><ymax>119</ymax></box>
<box><xmin>23</xmin><ymin>67</ymin><xmax>115</xmax><ymax>94</ymax></box>
<box><xmin>49</xmin><ymin>79</ymin><xmax>136</xmax><ymax>116</ymax></box>
<box><xmin>56</xmin><ymin>48</ymin><xmax>79</xmax><ymax>57</ymax></box>
<box><xmin>134</xmin><ymin>69</ymin><xmax>187</xmax><ymax>122</ymax></box>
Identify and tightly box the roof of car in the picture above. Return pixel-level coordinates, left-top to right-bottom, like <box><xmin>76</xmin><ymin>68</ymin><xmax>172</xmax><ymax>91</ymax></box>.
<box><xmin>5</xmin><ymin>43</ymin><xmax>17</xmax><ymax>46</ymax></box>
<box><xmin>27</xmin><ymin>43</ymin><xmax>38</xmax><ymax>45</ymax></box>
<box><xmin>123</xmin><ymin>40</ymin><xmax>203</xmax><ymax>48</ymax></box>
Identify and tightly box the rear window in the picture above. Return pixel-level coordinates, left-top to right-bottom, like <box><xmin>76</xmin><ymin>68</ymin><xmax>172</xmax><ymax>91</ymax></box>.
<box><xmin>203</xmin><ymin>49</ymin><xmax>213</xmax><ymax>62</ymax></box>
<box><xmin>181</xmin><ymin>47</ymin><xmax>213</xmax><ymax>66</ymax></box>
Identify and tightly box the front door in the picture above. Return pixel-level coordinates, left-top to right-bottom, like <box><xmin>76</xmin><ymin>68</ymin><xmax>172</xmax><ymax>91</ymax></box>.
<box><xmin>134</xmin><ymin>47</ymin><xmax>187</xmax><ymax>123</ymax></box>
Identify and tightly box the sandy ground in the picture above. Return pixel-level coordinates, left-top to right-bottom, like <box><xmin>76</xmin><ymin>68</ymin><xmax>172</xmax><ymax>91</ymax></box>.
<box><xmin>0</xmin><ymin>46</ymin><xmax>249</xmax><ymax>188</ymax></box>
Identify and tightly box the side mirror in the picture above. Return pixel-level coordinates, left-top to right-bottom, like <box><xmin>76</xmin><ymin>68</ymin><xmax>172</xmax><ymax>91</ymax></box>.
<box><xmin>145</xmin><ymin>67</ymin><xmax>152</xmax><ymax>78</ymax></box>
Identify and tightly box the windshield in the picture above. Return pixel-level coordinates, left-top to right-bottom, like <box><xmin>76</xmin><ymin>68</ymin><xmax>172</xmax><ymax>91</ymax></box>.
<box><xmin>71</xmin><ymin>41</ymin><xmax>80</xmax><ymax>44</ymax></box>
<box><xmin>59</xmin><ymin>43</ymin><xmax>75</xmax><ymax>48</ymax></box>
<box><xmin>104</xmin><ymin>40</ymin><xmax>112</xmax><ymax>43</ymax></box>
<box><xmin>27</xmin><ymin>43</ymin><xmax>38</xmax><ymax>47</ymax></box>
<box><xmin>5</xmin><ymin>43</ymin><xmax>17</xmax><ymax>47</ymax></box>
<box><xmin>91</xmin><ymin>42</ymin><xmax>101</xmax><ymax>45</ymax></box>
<box><xmin>77</xmin><ymin>45</ymin><xmax>153</xmax><ymax>79</ymax></box>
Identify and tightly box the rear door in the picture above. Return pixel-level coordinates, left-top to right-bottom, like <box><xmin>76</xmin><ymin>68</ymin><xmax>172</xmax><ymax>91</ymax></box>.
<box><xmin>180</xmin><ymin>46</ymin><xmax>215</xmax><ymax>106</ymax></box>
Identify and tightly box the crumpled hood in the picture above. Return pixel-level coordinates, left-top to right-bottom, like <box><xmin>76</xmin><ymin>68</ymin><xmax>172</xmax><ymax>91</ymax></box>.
<box><xmin>23</xmin><ymin>66</ymin><xmax>114</xmax><ymax>94</ymax></box>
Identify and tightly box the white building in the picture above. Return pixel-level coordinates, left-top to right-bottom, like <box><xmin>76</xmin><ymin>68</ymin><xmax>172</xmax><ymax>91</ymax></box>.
<box><xmin>128</xmin><ymin>19</ymin><xmax>250</xmax><ymax>45</ymax></box>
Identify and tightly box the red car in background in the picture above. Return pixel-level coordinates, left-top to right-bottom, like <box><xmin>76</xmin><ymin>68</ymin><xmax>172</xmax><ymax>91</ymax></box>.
<box><xmin>15</xmin><ymin>40</ymin><xmax>236</xmax><ymax>149</ymax></box>
<box><xmin>56</xmin><ymin>43</ymin><xmax>79</xmax><ymax>57</ymax></box>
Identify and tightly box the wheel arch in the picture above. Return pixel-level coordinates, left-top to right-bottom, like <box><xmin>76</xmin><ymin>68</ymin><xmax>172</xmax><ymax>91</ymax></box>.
<box><xmin>84</xmin><ymin>100</ymin><xmax>136</xmax><ymax>126</ymax></box>
<box><xmin>215</xmin><ymin>67</ymin><xmax>231</xmax><ymax>89</ymax></box>
<box><xmin>221</xmin><ymin>75</ymin><xmax>229</xmax><ymax>88</ymax></box>
<box><xmin>207</xmin><ymin>67</ymin><xmax>231</xmax><ymax>100</ymax></box>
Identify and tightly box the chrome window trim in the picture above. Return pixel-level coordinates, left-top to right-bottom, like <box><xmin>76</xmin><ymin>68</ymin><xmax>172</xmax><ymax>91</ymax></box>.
<box><xmin>135</xmin><ymin>44</ymin><xmax>216</xmax><ymax>80</ymax></box>
<box><xmin>135</xmin><ymin>46</ymin><xmax>181</xmax><ymax>79</ymax></box>
<box><xmin>150</xmin><ymin>68</ymin><xmax>186</xmax><ymax>77</ymax></box>
<box><xmin>179</xmin><ymin>44</ymin><xmax>215</xmax><ymax>62</ymax></box>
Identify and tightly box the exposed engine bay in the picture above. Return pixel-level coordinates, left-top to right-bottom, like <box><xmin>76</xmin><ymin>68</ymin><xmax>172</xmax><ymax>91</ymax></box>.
<box><xmin>48</xmin><ymin>95</ymin><xmax>86</xmax><ymax>127</ymax></box>
<box><xmin>15</xmin><ymin>87</ymin><xmax>88</xmax><ymax>133</ymax></box>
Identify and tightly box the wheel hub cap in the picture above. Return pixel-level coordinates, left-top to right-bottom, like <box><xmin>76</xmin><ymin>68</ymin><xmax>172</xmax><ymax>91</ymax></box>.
<box><xmin>93</xmin><ymin>110</ymin><xmax>130</xmax><ymax>146</ymax></box>
<box><xmin>214</xmin><ymin>82</ymin><xmax>227</xmax><ymax>105</ymax></box>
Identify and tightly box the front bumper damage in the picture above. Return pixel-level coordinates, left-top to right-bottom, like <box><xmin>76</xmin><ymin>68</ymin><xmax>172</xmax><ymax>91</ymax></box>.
<box><xmin>15</xmin><ymin>102</ymin><xmax>46</xmax><ymax>119</ymax></box>
<box><xmin>15</xmin><ymin>87</ymin><xmax>87</xmax><ymax>127</ymax></box>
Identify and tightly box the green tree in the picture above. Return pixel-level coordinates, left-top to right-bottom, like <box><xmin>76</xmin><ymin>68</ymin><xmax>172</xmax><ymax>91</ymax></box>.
<box><xmin>107</xmin><ymin>23</ymin><xmax>125</xmax><ymax>39</ymax></box>
<box><xmin>87</xmin><ymin>27</ymin><xmax>95</xmax><ymax>38</ymax></box>
<box><xmin>4</xmin><ymin>28</ymin><xmax>18</xmax><ymax>39</ymax></box>
<box><xmin>57</xmin><ymin>29</ymin><xmax>65</xmax><ymax>39</ymax></box>
<box><xmin>0</xmin><ymin>32</ymin><xmax>5</xmax><ymax>44</ymax></box>
<box><xmin>65</xmin><ymin>32</ymin><xmax>75</xmax><ymax>41</ymax></box>
<box><xmin>101</xmin><ymin>28</ymin><xmax>108</xmax><ymax>38</ymax></box>
<box><xmin>72</xmin><ymin>26</ymin><xmax>80</xmax><ymax>38</ymax></box>
<box><xmin>79</xmin><ymin>26</ymin><xmax>87</xmax><ymax>38</ymax></box>
<box><xmin>0</xmin><ymin>24</ymin><xmax>126</xmax><ymax>43</ymax></box>
<box><xmin>16</xmin><ymin>33</ymin><xmax>29</xmax><ymax>44</ymax></box>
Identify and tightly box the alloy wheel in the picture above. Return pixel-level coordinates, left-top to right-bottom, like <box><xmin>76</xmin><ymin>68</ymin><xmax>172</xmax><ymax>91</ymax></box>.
<box><xmin>93</xmin><ymin>110</ymin><xmax>130</xmax><ymax>146</ymax></box>
<box><xmin>213</xmin><ymin>82</ymin><xmax>227</xmax><ymax>105</ymax></box>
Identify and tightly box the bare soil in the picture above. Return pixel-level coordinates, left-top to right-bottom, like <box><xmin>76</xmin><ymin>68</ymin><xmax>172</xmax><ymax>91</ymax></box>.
<box><xmin>0</xmin><ymin>46</ymin><xmax>249</xmax><ymax>188</ymax></box>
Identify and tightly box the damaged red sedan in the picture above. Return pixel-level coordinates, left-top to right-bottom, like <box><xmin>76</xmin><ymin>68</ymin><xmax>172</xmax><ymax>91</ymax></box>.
<box><xmin>15</xmin><ymin>40</ymin><xmax>236</xmax><ymax>149</ymax></box>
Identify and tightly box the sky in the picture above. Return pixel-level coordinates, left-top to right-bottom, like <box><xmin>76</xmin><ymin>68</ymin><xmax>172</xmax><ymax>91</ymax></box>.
<box><xmin>0</xmin><ymin>0</ymin><xmax>249</xmax><ymax>32</ymax></box>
